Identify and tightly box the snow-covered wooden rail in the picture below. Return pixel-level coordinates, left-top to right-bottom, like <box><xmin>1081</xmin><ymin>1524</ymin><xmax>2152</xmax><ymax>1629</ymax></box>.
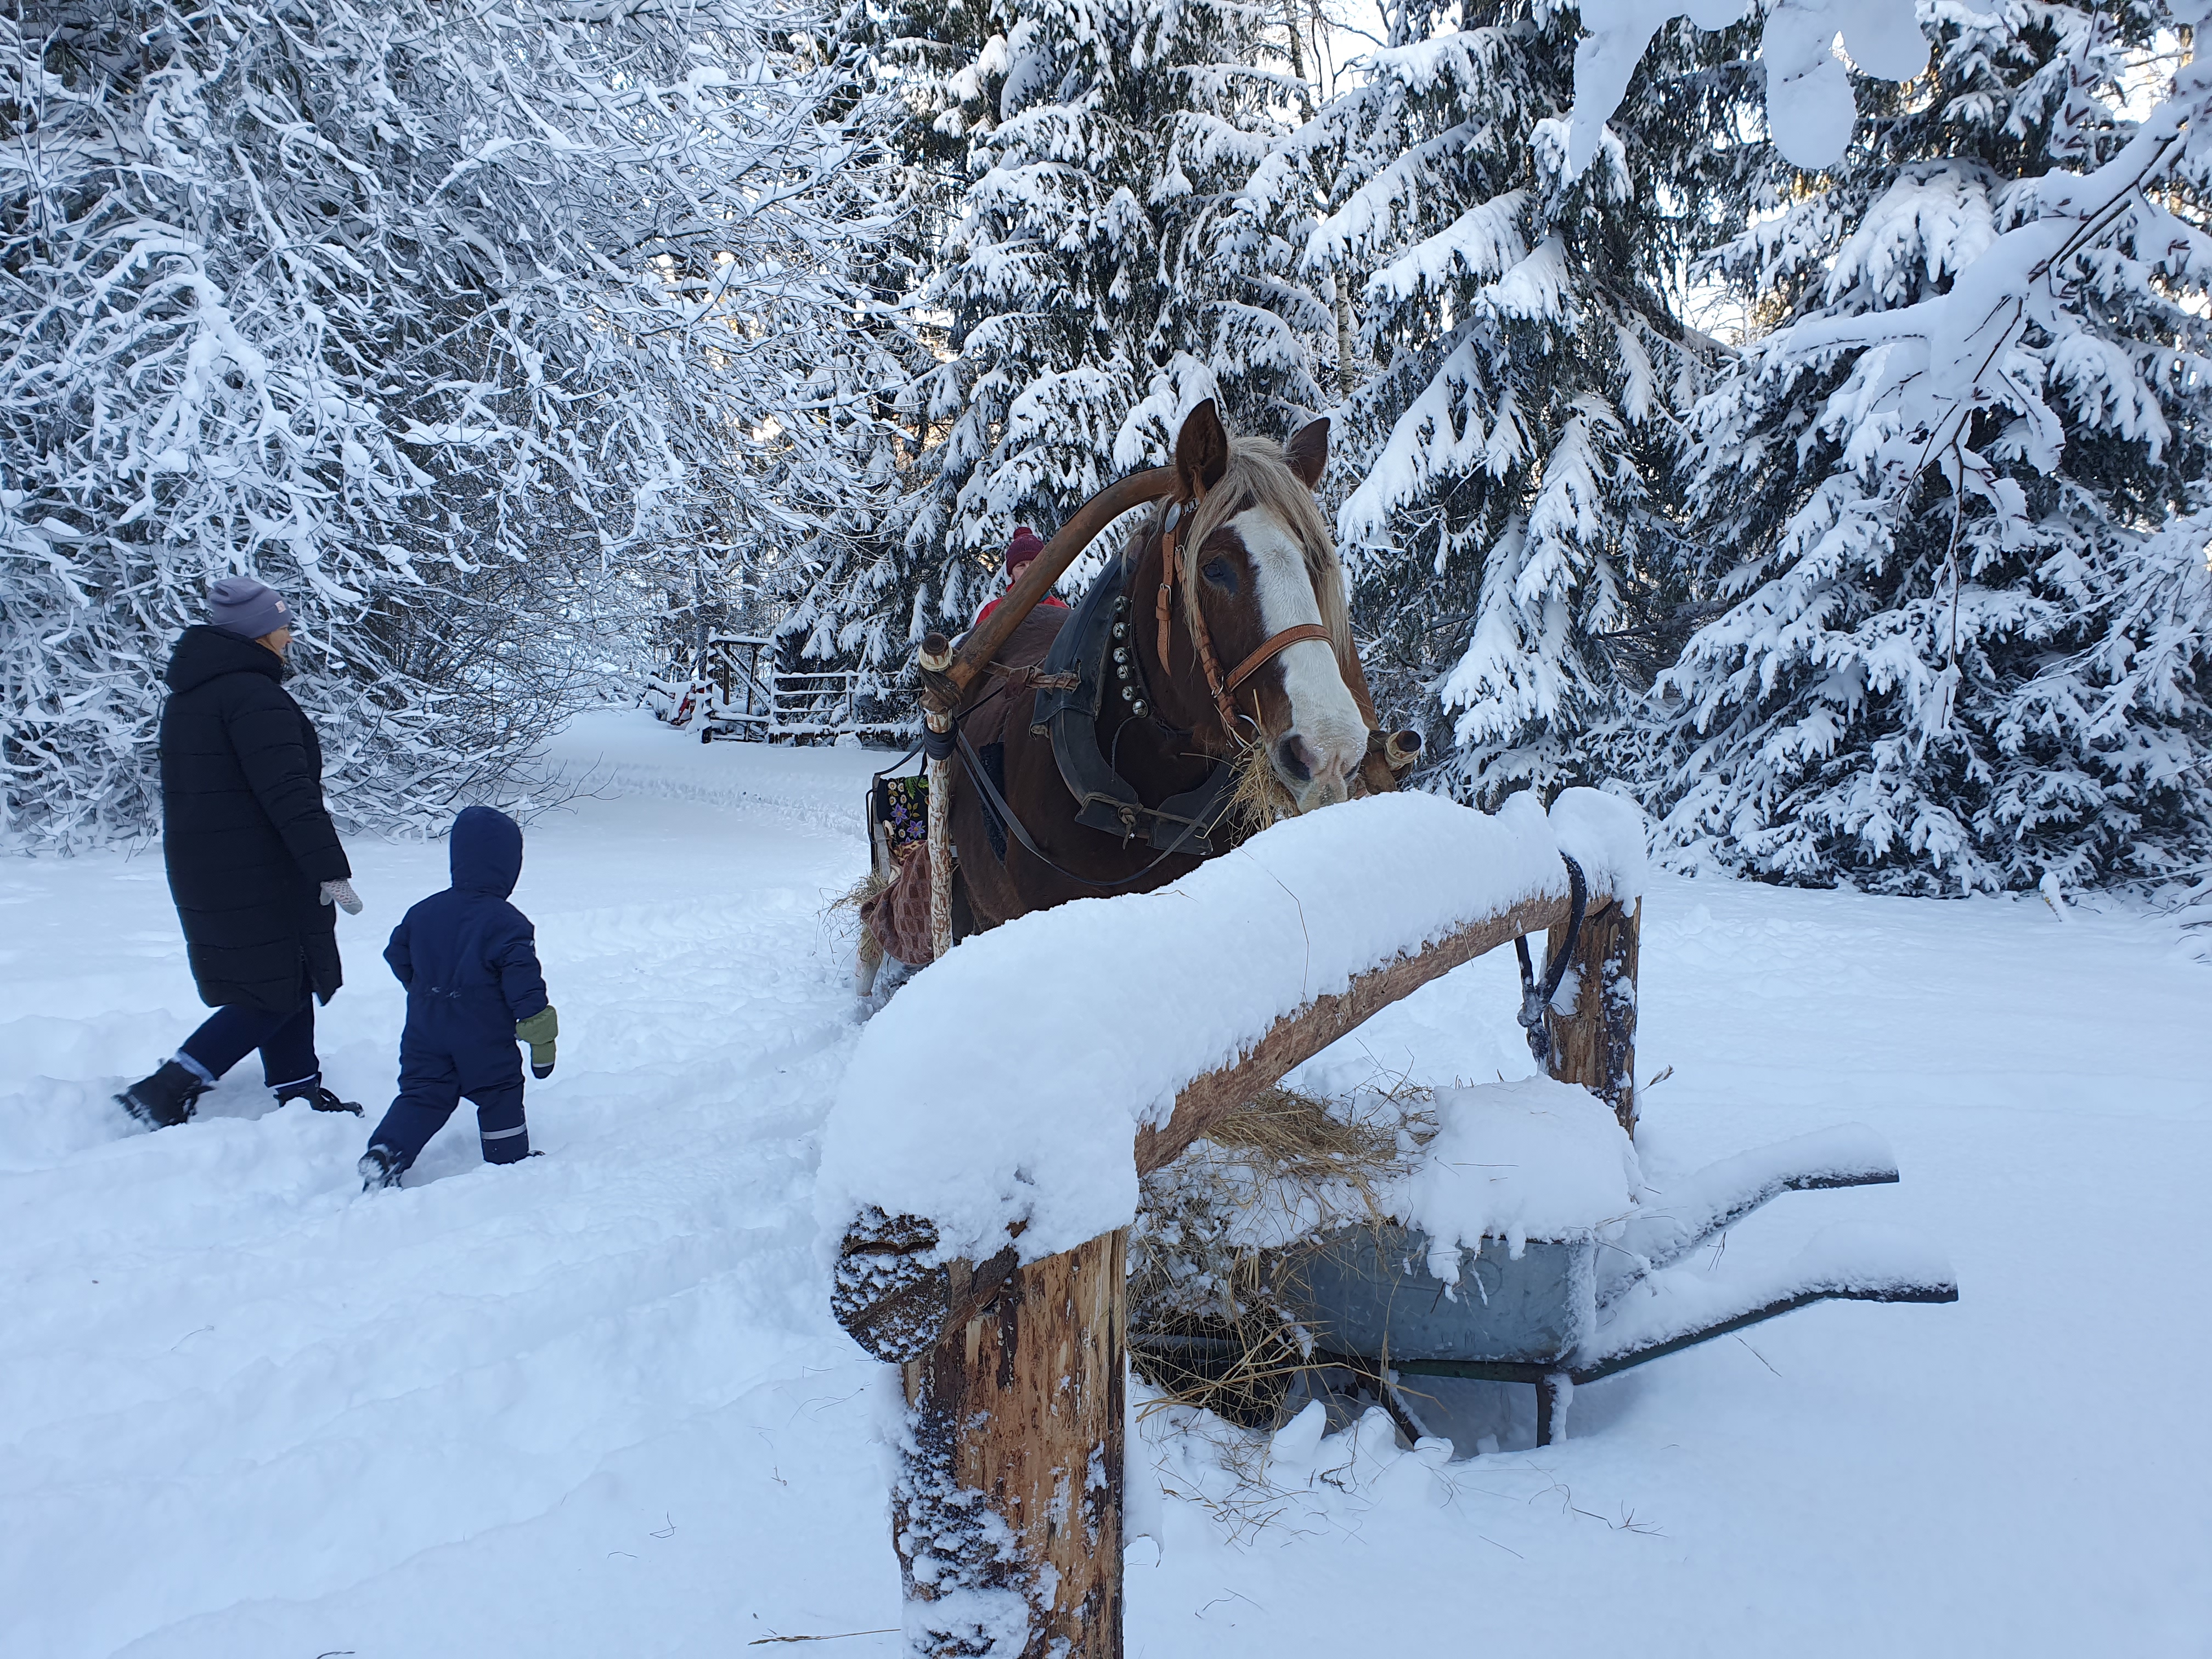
<box><xmin>819</xmin><ymin>790</ymin><xmax>1647</xmax><ymax>1657</ymax></box>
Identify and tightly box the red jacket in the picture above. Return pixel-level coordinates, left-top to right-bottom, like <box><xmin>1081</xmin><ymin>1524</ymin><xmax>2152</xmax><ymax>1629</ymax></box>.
<box><xmin>975</xmin><ymin>593</ymin><xmax>1069</xmax><ymax>627</ymax></box>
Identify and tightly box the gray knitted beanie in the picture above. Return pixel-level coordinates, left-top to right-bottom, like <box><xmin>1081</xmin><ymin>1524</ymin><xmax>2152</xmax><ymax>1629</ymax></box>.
<box><xmin>207</xmin><ymin>576</ymin><xmax>291</xmax><ymax>641</ymax></box>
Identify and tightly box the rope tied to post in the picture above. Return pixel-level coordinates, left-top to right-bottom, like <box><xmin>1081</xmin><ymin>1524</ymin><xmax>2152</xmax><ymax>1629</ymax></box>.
<box><xmin>1514</xmin><ymin>853</ymin><xmax>1588</xmax><ymax>1066</ymax></box>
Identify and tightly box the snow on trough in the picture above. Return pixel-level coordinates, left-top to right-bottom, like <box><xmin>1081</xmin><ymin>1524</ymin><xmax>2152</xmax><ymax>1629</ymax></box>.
<box><xmin>1389</xmin><ymin>1074</ymin><xmax>1642</xmax><ymax>1280</ymax></box>
<box><xmin>817</xmin><ymin>787</ymin><xmax>1647</xmax><ymax>1263</ymax></box>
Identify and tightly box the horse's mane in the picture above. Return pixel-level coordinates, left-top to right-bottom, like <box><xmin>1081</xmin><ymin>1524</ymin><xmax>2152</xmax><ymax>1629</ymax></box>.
<box><xmin>1130</xmin><ymin>433</ymin><xmax>1352</xmax><ymax>673</ymax></box>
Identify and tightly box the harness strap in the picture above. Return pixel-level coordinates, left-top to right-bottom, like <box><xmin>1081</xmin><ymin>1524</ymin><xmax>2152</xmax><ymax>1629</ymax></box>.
<box><xmin>1156</xmin><ymin>507</ymin><xmax>1183</xmax><ymax>670</ymax></box>
<box><xmin>1224</xmin><ymin>623</ymin><xmax>1334</xmax><ymax>693</ymax></box>
<box><xmin>990</xmin><ymin>662</ymin><xmax>1081</xmax><ymax>696</ymax></box>
<box><xmin>1190</xmin><ymin>600</ymin><xmax>1242</xmax><ymax>736</ymax></box>
<box><xmin>955</xmin><ymin>719</ymin><xmax>1215</xmax><ymax>890</ymax></box>
<box><xmin>1159</xmin><ymin>500</ymin><xmax>1241</xmax><ymax>734</ymax></box>
<box><xmin>1156</xmin><ymin>499</ymin><xmax>1338</xmax><ymax>742</ymax></box>
<box><xmin>1515</xmin><ymin>853</ymin><xmax>1589</xmax><ymax>1068</ymax></box>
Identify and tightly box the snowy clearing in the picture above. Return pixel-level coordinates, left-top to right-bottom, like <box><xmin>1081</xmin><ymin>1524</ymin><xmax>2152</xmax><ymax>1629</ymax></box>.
<box><xmin>3</xmin><ymin>710</ymin><xmax>2207</xmax><ymax>1657</ymax></box>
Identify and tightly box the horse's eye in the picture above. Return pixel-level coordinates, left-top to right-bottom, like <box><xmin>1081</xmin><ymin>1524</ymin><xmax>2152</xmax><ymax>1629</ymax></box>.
<box><xmin>1201</xmin><ymin>558</ymin><xmax>1238</xmax><ymax>594</ymax></box>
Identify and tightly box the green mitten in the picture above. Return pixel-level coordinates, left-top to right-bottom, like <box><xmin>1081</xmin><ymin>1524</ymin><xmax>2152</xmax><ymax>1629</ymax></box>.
<box><xmin>516</xmin><ymin>1006</ymin><xmax>558</xmax><ymax>1079</ymax></box>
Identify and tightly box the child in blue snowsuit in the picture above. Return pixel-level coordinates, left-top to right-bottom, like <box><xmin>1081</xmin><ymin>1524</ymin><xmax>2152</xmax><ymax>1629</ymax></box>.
<box><xmin>359</xmin><ymin>806</ymin><xmax>559</xmax><ymax>1189</ymax></box>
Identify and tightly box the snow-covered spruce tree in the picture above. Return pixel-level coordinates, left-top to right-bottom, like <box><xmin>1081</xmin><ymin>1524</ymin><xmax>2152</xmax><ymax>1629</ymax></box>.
<box><xmin>1286</xmin><ymin>0</ymin><xmax>1754</xmax><ymax>805</ymax></box>
<box><xmin>1</xmin><ymin>0</ymin><xmax>860</xmax><ymax>847</ymax></box>
<box><xmin>926</xmin><ymin>0</ymin><xmax>1335</xmax><ymax>568</ymax></box>
<box><xmin>753</xmin><ymin>315</ymin><xmax>939</xmax><ymax>731</ymax></box>
<box><xmin>1635</xmin><ymin>3</ymin><xmax>2212</xmax><ymax>893</ymax></box>
<box><xmin>783</xmin><ymin>0</ymin><xmax>1333</xmax><ymax>694</ymax></box>
<box><xmin>765</xmin><ymin>0</ymin><xmax>975</xmax><ymax>725</ymax></box>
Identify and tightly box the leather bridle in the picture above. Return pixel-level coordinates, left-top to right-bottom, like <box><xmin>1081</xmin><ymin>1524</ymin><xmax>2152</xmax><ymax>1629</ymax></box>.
<box><xmin>1155</xmin><ymin>489</ymin><xmax>1334</xmax><ymax>742</ymax></box>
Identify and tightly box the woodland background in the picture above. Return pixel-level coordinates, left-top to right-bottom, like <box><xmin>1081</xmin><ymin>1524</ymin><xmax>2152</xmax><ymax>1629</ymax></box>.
<box><xmin>4</xmin><ymin>0</ymin><xmax>2209</xmax><ymax>898</ymax></box>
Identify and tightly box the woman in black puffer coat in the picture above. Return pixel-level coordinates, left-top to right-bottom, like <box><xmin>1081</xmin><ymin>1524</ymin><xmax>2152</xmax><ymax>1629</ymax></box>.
<box><xmin>117</xmin><ymin>577</ymin><xmax>369</xmax><ymax>1128</ymax></box>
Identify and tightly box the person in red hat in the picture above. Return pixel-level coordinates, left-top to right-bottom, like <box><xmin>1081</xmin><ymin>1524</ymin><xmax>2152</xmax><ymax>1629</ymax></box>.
<box><xmin>974</xmin><ymin>527</ymin><xmax>1070</xmax><ymax>625</ymax></box>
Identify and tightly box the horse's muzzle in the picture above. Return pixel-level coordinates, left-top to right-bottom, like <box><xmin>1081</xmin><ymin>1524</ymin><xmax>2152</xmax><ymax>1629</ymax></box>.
<box><xmin>1274</xmin><ymin>732</ymin><xmax>1355</xmax><ymax>809</ymax></box>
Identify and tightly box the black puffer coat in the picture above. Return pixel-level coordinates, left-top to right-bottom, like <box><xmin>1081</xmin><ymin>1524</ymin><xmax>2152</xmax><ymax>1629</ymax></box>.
<box><xmin>160</xmin><ymin>626</ymin><xmax>352</xmax><ymax>1013</ymax></box>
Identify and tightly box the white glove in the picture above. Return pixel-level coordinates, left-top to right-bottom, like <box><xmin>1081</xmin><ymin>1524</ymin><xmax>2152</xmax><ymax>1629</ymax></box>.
<box><xmin>320</xmin><ymin>878</ymin><xmax>363</xmax><ymax>916</ymax></box>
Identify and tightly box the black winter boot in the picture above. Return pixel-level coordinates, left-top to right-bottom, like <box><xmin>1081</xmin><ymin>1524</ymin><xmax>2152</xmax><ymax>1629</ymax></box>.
<box><xmin>279</xmin><ymin>1082</ymin><xmax>363</xmax><ymax>1116</ymax></box>
<box><xmin>117</xmin><ymin>1060</ymin><xmax>208</xmax><ymax>1130</ymax></box>
<box><xmin>358</xmin><ymin>1145</ymin><xmax>403</xmax><ymax>1191</ymax></box>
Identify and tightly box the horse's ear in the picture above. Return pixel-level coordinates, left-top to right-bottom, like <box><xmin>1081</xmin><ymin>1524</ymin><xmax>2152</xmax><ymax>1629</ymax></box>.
<box><xmin>1175</xmin><ymin>399</ymin><xmax>1230</xmax><ymax>500</ymax></box>
<box><xmin>1286</xmin><ymin>417</ymin><xmax>1330</xmax><ymax>489</ymax></box>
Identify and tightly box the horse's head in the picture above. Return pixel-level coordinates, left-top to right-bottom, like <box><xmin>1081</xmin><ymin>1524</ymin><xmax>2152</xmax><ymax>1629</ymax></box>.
<box><xmin>1161</xmin><ymin>400</ymin><xmax>1368</xmax><ymax>811</ymax></box>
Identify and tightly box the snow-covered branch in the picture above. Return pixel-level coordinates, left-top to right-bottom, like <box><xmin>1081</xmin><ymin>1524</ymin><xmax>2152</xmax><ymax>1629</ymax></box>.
<box><xmin>1</xmin><ymin>0</ymin><xmax>881</xmax><ymax>846</ymax></box>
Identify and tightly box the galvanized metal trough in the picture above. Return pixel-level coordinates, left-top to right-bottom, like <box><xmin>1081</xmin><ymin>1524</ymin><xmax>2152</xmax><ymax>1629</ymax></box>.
<box><xmin>1274</xmin><ymin>1123</ymin><xmax>1957</xmax><ymax>1444</ymax></box>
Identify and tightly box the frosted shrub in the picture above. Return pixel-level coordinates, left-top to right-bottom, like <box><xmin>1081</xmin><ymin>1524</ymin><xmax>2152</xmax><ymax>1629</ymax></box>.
<box><xmin>1</xmin><ymin>0</ymin><xmax>864</xmax><ymax>845</ymax></box>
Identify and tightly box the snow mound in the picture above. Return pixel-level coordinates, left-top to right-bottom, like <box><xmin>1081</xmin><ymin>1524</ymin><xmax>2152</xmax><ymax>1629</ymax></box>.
<box><xmin>817</xmin><ymin>788</ymin><xmax>1648</xmax><ymax>1265</ymax></box>
<box><xmin>1385</xmin><ymin>1076</ymin><xmax>1639</xmax><ymax>1280</ymax></box>
<box><xmin>1129</xmin><ymin>1389</ymin><xmax>1457</xmax><ymax>1558</ymax></box>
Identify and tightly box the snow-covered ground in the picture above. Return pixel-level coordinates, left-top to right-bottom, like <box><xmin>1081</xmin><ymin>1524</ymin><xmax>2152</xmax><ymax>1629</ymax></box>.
<box><xmin>3</xmin><ymin>709</ymin><xmax>2206</xmax><ymax>1657</ymax></box>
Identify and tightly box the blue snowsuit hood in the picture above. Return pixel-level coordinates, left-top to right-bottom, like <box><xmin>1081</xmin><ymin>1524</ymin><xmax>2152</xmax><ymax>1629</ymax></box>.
<box><xmin>450</xmin><ymin>805</ymin><xmax>523</xmax><ymax>898</ymax></box>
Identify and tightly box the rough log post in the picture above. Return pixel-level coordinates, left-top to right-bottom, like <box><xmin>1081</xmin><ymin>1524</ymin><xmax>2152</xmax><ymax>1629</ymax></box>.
<box><xmin>1545</xmin><ymin>895</ymin><xmax>1642</xmax><ymax>1136</ymax></box>
<box><xmin>891</xmin><ymin>1229</ymin><xmax>1126</xmax><ymax>1657</ymax></box>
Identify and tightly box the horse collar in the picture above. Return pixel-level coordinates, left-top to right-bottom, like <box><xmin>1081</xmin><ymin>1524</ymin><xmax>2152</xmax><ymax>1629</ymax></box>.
<box><xmin>1030</xmin><ymin>558</ymin><xmax>1236</xmax><ymax>853</ymax></box>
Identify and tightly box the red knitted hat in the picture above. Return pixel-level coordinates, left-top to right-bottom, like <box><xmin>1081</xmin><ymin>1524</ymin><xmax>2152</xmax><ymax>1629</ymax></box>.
<box><xmin>1006</xmin><ymin>526</ymin><xmax>1045</xmax><ymax>575</ymax></box>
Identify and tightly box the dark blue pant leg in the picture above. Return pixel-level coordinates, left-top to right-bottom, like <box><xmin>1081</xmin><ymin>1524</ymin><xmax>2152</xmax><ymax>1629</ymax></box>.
<box><xmin>179</xmin><ymin>1001</ymin><xmax>318</xmax><ymax>1090</ymax></box>
<box><xmin>366</xmin><ymin>1046</ymin><xmax>461</xmax><ymax>1173</ymax></box>
<box><xmin>470</xmin><ymin>1080</ymin><xmax>530</xmax><ymax>1164</ymax></box>
<box><xmin>256</xmin><ymin>1003</ymin><xmax>319</xmax><ymax>1093</ymax></box>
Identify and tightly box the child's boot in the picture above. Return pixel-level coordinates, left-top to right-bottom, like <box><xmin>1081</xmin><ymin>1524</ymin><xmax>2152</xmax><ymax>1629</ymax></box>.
<box><xmin>358</xmin><ymin>1144</ymin><xmax>404</xmax><ymax>1190</ymax></box>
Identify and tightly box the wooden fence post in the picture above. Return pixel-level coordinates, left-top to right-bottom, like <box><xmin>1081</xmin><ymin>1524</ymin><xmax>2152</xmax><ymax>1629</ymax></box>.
<box><xmin>1546</xmin><ymin>895</ymin><xmax>1642</xmax><ymax>1136</ymax></box>
<box><xmin>890</xmin><ymin>1229</ymin><xmax>1127</xmax><ymax>1657</ymax></box>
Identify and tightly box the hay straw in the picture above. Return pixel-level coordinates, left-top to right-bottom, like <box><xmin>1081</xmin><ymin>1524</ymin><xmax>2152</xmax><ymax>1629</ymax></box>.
<box><xmin>1128</xmin><ymin>1082</ymin><xmax>1434</xmax><ymax>1428</ymax></box>
<box><xmin>1221</xmin><ymin>740</ymin><xmax>1301</xmax><ymax>844</ymax></box>
<box><xmin>828</xmin><ymin>866</ymin><xmax>895</xmax><ymax>972</ymax></box>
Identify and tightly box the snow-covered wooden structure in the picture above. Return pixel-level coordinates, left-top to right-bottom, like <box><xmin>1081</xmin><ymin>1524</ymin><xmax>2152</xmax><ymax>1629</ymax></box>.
<box><xmin>820</xmin><ymin>791</ymin><xmax>1954</xmax><ymax>1656</ymax></box>
<box><xmin>642</xmin><ymin>634</ymin><xmax>890</xmax><ymax>742</ymax></box>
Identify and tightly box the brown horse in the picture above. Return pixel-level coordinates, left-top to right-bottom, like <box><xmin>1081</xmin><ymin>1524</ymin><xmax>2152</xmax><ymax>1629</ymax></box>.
<box><xmin>857</xmin><ymin>401</ymin><xmax>1396</xmax><ymax>989</ymax></box>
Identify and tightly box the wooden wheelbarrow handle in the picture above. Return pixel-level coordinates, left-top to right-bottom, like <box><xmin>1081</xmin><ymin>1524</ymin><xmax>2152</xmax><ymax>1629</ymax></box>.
<box><xmin>918</xmin><ymin>466</ymin><xmax>1177</xmax><ymax>714</ymax></box>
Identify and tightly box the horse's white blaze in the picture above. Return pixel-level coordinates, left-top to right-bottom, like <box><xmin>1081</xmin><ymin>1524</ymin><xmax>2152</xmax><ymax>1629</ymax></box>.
<box><xmin>1232</xmin><ymin>507</ymin><xmax>1367</xmax><ymax>802</ymax></box>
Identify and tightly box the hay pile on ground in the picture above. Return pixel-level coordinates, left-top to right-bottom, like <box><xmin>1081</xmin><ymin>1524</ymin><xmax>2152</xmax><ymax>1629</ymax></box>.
<box><xmin>830</xmin><ymin>864</ymin><xmax>896</xmax><ymax>979</ymax></box>
<box><xmin>1128</xmin><ymin>1082</ymin><xmax>1433</xmax><ymax>1426</ymax></box>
